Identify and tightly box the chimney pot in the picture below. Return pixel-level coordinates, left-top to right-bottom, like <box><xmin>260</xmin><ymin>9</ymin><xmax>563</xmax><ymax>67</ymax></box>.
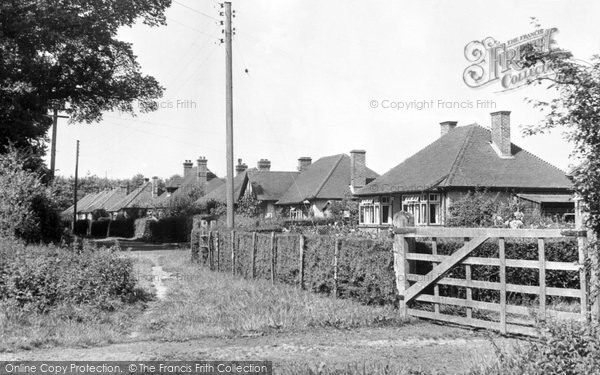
<box><xmin>183</xmin><ymin>159</ymin><xmax>193</xmax><ymax>178</ymax></box>
<box><xmin>197</xmin><ymin>156</ymin><xmax>208</xmax><ymax>187</ymax></box>
<box><xmin>257</xmin><ymin>158</ymin><xmax>271</xmax><ymax>171</ymax></box>
<box><xmin>440</xmin><ymin>121</ymin><xmax>458</xmax><ymax>137</ymax></box>
<box><xmin>235</xmin><ymin>158</ymin><xmax>248</xmax><ymax>175</ymax></box>
<box><xmin>350</xmin><ymin>150</ymin><xmax>367</xmax><ymax>191</ymax></box>
<box><xmin>151</xmin><ymin>176</ymin><xmax>159</xmax><ymax>198</ymax></box>
<box><xmin>490</xmin><ymin>111</ymin><xmax>512</xmax><ymax>157</ymax></box>
<box><xmin>297</xmin><ymin>157</ymin><xmax>312</xmax><ymax>172</ymax></box>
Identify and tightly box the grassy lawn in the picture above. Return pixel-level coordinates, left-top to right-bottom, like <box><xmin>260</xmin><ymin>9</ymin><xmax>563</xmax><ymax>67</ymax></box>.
<box><xmin>135</xmin><ymin>250</ymin><xmax>406</xmax><ymax>341</ymax></box>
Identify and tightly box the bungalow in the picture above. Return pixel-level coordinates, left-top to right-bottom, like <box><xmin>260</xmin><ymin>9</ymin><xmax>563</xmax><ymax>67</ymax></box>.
<box><xmin>163</xmin><ymin>157</ymin><xmax>224</xmax><ymax>202</ymax></box>
<box><xmin>197</xmin><ymin>158</ymin><xmax>299</xmax><ymax>218</ymax></box>
<box><xmin>276</xmin><ymin>151</ymin><xmax>379</xmax><ymax>219</ymax></box>
<box><xmin>62</xmin><ymin>188</ymin><xmax>126</xmax><ymax>221</ymax></box>
<box><xmin>355</xmin><ymin>111</ymin><xmax>573</xmax><ymax>227</ymax></box>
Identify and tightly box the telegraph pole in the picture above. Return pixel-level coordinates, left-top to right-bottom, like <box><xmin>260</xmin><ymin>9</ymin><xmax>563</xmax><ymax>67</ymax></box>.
<box><xmin>224</xmin><ymin>1</ymin><xmax>235</xmax><ymax>229</ymax></box>
<box><xmin>72</xmin><ymin>140</ymin><xmax>79</xmax><ymax>232</ymax></box>
<box><xmin>49</xmin><ymin>104</ymin><xmax>69</xmax><ymax>181</ymax></box>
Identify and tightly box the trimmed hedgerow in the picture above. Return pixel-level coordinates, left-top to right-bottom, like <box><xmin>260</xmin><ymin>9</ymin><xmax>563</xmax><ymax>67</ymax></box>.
<box><xmin>147</xmin><ymin>215</ymin><xmax>192</xmax><ymax>243</ymax></box>
<box><xmin>108</xmin><ymin>219</ymin><xmax>134</xmax><ymax>238</ymax></box>
<box><xmin>275</xmin><ymin>234</ymin><xmax>301</xmax><ymax>285</ymax></box>
<box><xmin>90</xmin><ymin>219</ymin><xmax>109</xmax><ymax>237</ymax></box>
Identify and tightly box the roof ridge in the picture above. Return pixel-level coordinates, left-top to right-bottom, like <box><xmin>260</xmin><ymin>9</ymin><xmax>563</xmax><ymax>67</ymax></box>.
<box><xmin>311</xmin><ymin>154</ymin><xmax>345</xmax><ymax>199</ymax></box>
<box><xmin>443</xmin><ymin>125</ymin><xmax>477</xmax><ymax>187</ymax></box>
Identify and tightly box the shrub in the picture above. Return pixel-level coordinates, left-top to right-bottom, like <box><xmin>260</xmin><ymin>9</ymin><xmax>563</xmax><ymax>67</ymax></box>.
<box><xmin>0</xmin><ymin>238</ymin><xmax>141</xmax><ymax>312</ymax></box>
<box><xmin>148</xmin><ymin>215</ymin><xmax>193</xmax><ymax>242</ymax></box>
<box><xmin>446</xmin><ymin>190</ymin><xmax>499</xmax><ymax>227</ymax></box>
<box><xmin>108</xmin><ymin>219</ymin><xmax>134</xmax><ymax>238</ymax></box>
<box><xmin>0</xmin><ymin>147</ymin><xmax>61</xmax><ymax>243</ymax></box>
<box><xmin>473</xmin><ymin>320</ymin><xmax>600</xmax><ymax>374</ymax></box>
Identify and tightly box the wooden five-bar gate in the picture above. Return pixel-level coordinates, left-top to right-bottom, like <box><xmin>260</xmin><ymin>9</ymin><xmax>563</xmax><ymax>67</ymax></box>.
<box><xmin>393</xmin><ymin>226</ymin><xmax>596</xmax><ymax>336</ymax></box>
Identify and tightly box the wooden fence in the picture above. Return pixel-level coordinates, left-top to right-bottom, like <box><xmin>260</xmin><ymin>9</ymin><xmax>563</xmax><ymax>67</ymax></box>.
<box><xmin>394</xmin><ymin>226</ymin><xmax>595</xmax><ymax>336</ymax></box>
<box><xmin>191</xmin><ymin>230</ymin><xmax>343</xmax><ymax>293</ymax></box>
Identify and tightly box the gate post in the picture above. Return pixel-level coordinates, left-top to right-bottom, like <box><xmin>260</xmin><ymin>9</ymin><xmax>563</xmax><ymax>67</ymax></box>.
<box><xmin>393</xmin><ymin>233</ymin><xmax>414</xmax><ymax>318</ymax></box>
<box><xmin>576</xmin><ymin>197</ymin><xmax>598</xmax><ymax>320</ymax></box>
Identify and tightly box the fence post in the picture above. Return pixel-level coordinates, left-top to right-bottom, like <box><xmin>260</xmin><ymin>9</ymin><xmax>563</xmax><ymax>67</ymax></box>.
<box><xmin>270</xmin><ymin>232</ymin><xmax>276</xmax><ymax>284</ymax></box>
<box><xmin>499</xmin><ymin>237</ymin><xmax>507</xmax><ymax>334</ymax></box>
<box><xmin>576</xmin><ymin>198</ymin><xmax>592</xmax><ymax>320</ymax></box>
<box><xmin>393</xmin><ymin>232</ymin><xmax>413</xmax><ymax>318</ymax></box>
<box><xmin>464</xmin><ymin>237</ymin><xmax>472</xmax><ymax>320</ymax></box>
<box><xmin>538</xmin><ymin>238</ymin><xmax>546</xmax><ymax>317</ymax></box>
<box><xmin>333</xmin><ymin>237</ymin><xmax>340</xmax><ymax>298</ymax></box>
<box><xmin>191</xmin><ymin>229</ymin><xmax>199</xmax><ymax>262</ymax></box>
<box><xmin>431</xmin><ymin>238</ymin><xmax>439</xmax><ymax>316</ymax></box>
<box><xmin>208</xmin><ymin>231</ymin><xmax>213</xmax><ymax>270</ymax></box>
<box><xmin>251</xmin><ymin>232</ymin><xmax>257</xmax><ymax>279</ymax></box>
<box><xmin>299</xmin><ymin>234</ymin><xmax>306</xmax><ymax>290</ymax></box>
<box><xmin>215</xmin><ymin>231</ymin><xmax>220</xmax><ymax>272</ymax></box>
<box><xmin>231</xmin><ymin>230</ymin><xmax>236</xmax><ymax>276</ymax></box>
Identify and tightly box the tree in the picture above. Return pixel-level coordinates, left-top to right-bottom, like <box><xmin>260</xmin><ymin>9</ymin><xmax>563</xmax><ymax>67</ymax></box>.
<box><xmin>0</xmin><ymin>0</ymin><xmax>170</xmax><ymax>169</ymax></box>
<box><xmin>520</xmin><ymin>25</ymin><xmax>600</xmax><ymax>236</ymax></box>
<box><xmin>0</xmin><ymin>147</ymin><xmax>61</xmax><ymax>242</ymax></box>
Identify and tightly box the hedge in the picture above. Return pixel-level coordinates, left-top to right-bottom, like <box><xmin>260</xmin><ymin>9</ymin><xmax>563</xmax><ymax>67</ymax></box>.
<box><xmin>108</xmin><ymin>219</ymin><xmax>134</xmax><ymax>238</ymax></box>
<box><xmin>0</xmin><ymin>238</ymin><xmax>138</xmax><ymax>312</ymax></box>
<box><xmin>195</xmin><ymin>231</ymin><xmax>578</xmax><ymax>309</ymax></box>
<box><xmin>148</xmin><ymin>216</ymin><xmax>192</xmax><ymax>243</ymax></box>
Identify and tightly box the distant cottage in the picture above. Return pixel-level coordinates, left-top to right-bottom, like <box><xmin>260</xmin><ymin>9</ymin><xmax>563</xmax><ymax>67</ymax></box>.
<box><xmin>354</xmin><ymin>111</ymin><xmax>573</xmax><ymax>227</ymax></box>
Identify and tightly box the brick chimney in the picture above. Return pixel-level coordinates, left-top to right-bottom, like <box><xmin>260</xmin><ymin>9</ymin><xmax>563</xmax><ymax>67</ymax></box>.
<box><xmin>491</xmin><ymin>111</ymin><xmax>512</xmax><ymax>157</ymax></box>
<box><xmin>440</xmin><ymin>121</ymin><xmax>458</xmax><ymax>137</ymax></box>
<box><xmin>350</xmin><ymin>150</ymin><xmax>366</xmax><ymax>191</ymax></box>
<box><xmin>257</xmin><ymin>159</ymin><xmax>271</xmax><ymax>171</ymax></box>
<box><xmin>151</xmin><ymin>176</ymin><xmax>159</xmax><ymax>198</ymax></box>
<box><xmin>183</xmin><ymin>160</ymin><xmax>193</xmax><ymax>178</ymax></box>
<box><xmin>235</xmin><ymin>158</ymin><xmax>248</xmax><ymax>175</ymax></box>
<box><xmin>197</xmin><ymin>156</ymin><xmax>208</xmax><ymax>187</ymax></box>
<box><xmin>297</xmin><ymin>157</ymin><xmax>312</xmax><ymax>172</ymax></box>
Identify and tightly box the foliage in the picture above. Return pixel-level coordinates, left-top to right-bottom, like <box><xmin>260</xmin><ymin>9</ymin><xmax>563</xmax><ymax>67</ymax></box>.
<box><xmin>0</xmin><ymin>148</ymin><xmax>61</xmax><ymax>242</ymax></box>
<box><xmin>236</xmin><ymin>194</ymin><xmax>262</xmax><ymax>217</ymax></box>
<box><xmin>520</xmin><ymin>24</ymin><xmax>600</xmax><ymax>236</ymax></box>
<box><xmin>0</xmin><ymin>238</ymin><xmax>146</xmax><ymax>312</ymax></box>
<box><xmin>446</xmin><ymin>190</ymin><xmax>499</xmax><ymax>227</ymax></box>
<box><xmin>472</xmin><ymin>320</ymin><xmax>600</xmax><ymax>374</ymax></box>
<box><xmin>0</xmin><ymin>0</ymin><xmax>170</xmax><ymax>169</ymax></box>
<box><xmin>163</xmin><ymin>185</ymin><xmax>203</xmax><ymax>217</ymax></box>
<box><xmin>107</xmin><ymin>219</ymin><xmax>134</xmax><ymax>238</ymax></box>
<box><xmin>201</xmin><ymin>231</ymin><xmax>398</xmax><ymax>307</ymax></box>
<box><xmin>328</xmin><ymin>193</ymin><xmax>360</xmax><ymax>224</ymax></box>
<box><xmin>148</xmin><ymin>216</ymin><xmax>193</xmax><ymax>243</ymax></box>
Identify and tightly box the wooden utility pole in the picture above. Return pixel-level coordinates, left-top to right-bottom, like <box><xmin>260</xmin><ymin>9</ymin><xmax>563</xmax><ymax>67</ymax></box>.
<box><xmin>49</xmin><ymin>105</ymin><xmax>68</xmax><ymax>181</ymax></box>
<box><xmin>72</xmin><ymin>140</ymin><xmax>80</xmax><ymax>232</ymax></box>
<box><xmin>224</xmin><ymin>1</ymin><xmax>235</xmax><ymax>229</ymax></box>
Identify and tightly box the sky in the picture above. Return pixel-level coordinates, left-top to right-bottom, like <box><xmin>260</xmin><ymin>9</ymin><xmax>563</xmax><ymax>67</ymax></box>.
<box><xmin>48</xmin><ymin>0</ymin><xmax>600</xmax><ymax>180</ymax></box>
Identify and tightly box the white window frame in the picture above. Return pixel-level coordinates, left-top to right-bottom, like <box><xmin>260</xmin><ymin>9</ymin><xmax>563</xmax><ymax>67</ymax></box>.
<box><xmin>402</xmin><ymin>193</ymin><xmax>442</xmax><ymax>226</ymax></box>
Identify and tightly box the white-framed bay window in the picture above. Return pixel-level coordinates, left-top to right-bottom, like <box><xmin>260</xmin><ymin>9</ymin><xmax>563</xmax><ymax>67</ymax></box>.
<box><xmin>359</xmin><ymin>197</ymin><xmax>393</xmax><ymax>225</ymax></box>
<box><xmin>402</xmin><ymin>193</ymin><xmax>441</xmax><ymax>225</ymax></box>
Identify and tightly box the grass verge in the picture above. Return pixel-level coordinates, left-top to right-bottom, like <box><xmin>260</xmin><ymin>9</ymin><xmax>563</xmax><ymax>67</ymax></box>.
<box><xmin>136</xmin><ymin>250</ymin><xmax>407</xmax><ymax>341</ymax></box>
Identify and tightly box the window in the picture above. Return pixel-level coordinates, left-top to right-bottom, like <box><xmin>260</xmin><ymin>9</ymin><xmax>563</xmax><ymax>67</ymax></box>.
<box><xmin>359</xmin><ymin>199</ymin><xmax>377</xmax><ymax>224</ymax></box>
<box><xmin>402</xmin><ymin>193</ymin><xmax>442</xmax><ymax>225</ymax></box>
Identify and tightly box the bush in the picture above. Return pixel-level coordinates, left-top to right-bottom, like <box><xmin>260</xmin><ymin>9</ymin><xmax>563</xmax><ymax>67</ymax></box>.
<box><xmin>148</xmin><ymin>215</ymin><xmax>192</xmax><ymax>242</ymax></box>
<box><xmin>0</xmin><ymin>147</ymin><xmax>62</xmax><ymax>243</ymax></box>
<box><xmin>0</xmin><ymin>238</ymin><xmax>140</xmax><ymax>312</ymax></box>
<box><xmin>108</xmin><ymin>219</ymin><xmax>134</xmax><ymax>238</ymax></box>
<box><xmin>73</xmin><ymin>219</ymin><xmax>89</xmax><ymax>236</ymax></box>
<box><xmin>473</xmin><ymin>320</ymin><xmax>600</xmax><ymax>374</ymax></box>
<box><xmin>90</xmin><ymin>219</ymin><xmax>109</xmax><ymax>237</ymax></box>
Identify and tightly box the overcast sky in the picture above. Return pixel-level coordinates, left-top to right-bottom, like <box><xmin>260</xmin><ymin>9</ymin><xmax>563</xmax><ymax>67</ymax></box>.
<box><xmin>49</xmin><ymin>0</ymin><xmax>600</xmax><ymax>180</ymax></box>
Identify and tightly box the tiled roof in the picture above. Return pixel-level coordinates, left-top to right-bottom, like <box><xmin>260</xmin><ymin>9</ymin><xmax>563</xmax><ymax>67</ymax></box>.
<box><xmin>196</xmin><ymin>171</ymin><xmax>247</xmax><ymax>205</ymax></box>
<box><xmin>107</xmin><ymin>182</ymin><xmax>156</xmax><ymax>211</ymax></box>
<box><xmin>62</xmin><ymin>191</ymin><xmax>100</xmax><ymax>216</ymax></box>
<box><xmin>276</xmin><ymin>154</ymin><xmax>379</xmax><ymax>205</ymax></box>
<box><xmin>86</xmin><ymin>189</ymin><xmax>127</xmax><ymax>212</ymax></box>
<box><xmin>356</xmin><ymin>124</ymin><xmax>572</xmax><ymax>195</ymax></box>
<box><xmin>247</xmin><ymin>170</ymin><xmax>300</xmax><ymax>201</ymax></box>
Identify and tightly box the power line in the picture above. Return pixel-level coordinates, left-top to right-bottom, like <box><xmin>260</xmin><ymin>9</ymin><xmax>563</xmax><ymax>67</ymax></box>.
<box><xmin>172</xmin><ymin>0</ymin><xmax>218</xmax><ymax>21</ymax></box>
